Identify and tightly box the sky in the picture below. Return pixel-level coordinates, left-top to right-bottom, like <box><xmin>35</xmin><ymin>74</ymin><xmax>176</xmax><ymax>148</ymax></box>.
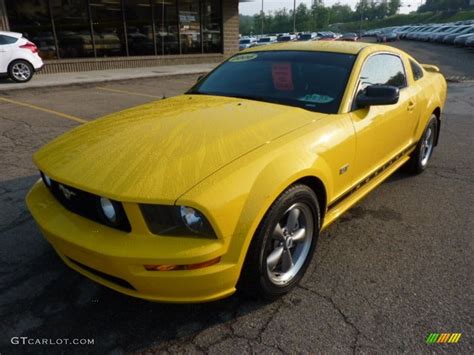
<box><xmin>239</xmin><ymin>0</ymin><xmax>422</xmax><ymax>16</ymax></box>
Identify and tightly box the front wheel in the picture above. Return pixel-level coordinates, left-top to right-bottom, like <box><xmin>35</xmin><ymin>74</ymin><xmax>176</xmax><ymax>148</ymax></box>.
<box><xmin>238</xmin><ymin>184</ymin><xmax>320</xmax><ymax>300</ymax></box>
<box><xmin>8</xmin><ymin>60</ymin><xmax>34</xmax><ymax>83</ymax></box>
<box><xmin>405</xmin><ymin>115</ymin><xmax>438</xmax><ymax>174</ymax></box>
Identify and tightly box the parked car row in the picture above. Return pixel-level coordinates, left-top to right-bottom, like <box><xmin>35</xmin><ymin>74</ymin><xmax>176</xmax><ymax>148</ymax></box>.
<box><xmin>239</xmin><ymin>31</ymin><xmax>359</xmax><ymax>50</ymax></box>
<box><xmin>368</xmin><ymin>20</ymin><xmax>474</xmax><ymax>48</ymax></box>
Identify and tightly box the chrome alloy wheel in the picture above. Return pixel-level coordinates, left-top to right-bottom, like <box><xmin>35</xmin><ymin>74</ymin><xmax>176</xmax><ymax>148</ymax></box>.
<box><xmin>266</xmin><ymin>203</ymin><xmax>314</xmax><ymax>285</ymax></box>
<box><xmin>11</xmin><ymin>62</ymin><xmax>32</xmax><ymax>82</ymax></box>
<box><xmin>420</xmin><ymin>125</ymin><xmax>435</xmax><ymax>167</ymax></box>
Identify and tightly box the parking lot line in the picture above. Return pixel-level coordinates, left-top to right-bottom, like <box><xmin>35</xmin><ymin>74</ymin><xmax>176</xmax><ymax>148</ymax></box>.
<box><xmin>0</xmin><ymin>97</ymin><xmax>87</xmax><ymax>124</ymax></box>
<box><xmin>96</xmin><ymin>87</ymin><xmax>162</xmax><ymax>98</ymax></box>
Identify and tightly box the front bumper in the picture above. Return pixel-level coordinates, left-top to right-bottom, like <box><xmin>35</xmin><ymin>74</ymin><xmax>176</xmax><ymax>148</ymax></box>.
<box><xmin>26</xmin><ymin>181</ymin><xmax>239</xmax><ymax>303</ymax></box>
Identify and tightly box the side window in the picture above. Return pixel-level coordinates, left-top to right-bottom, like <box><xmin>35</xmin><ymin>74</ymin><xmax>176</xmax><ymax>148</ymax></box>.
<box><xmin>410</xmin><ymin>59</ymin><xmax>424</xmax><ymax>81</ymax></box>
<box><xmin>0</xmin><ymin>35</ymin><xmax>18</xmax><ymax>45</ymax></box>
<box><xmin>359</xmin><ymin>54</ymin><xmax>407</xmax><ymax>91</ymax></box>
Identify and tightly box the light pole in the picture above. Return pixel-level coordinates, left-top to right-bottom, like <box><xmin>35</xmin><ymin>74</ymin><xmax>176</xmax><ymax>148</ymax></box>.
<box><xmin>293</xmin><ymin>0</ymin><xmax>297</xmax><ymax>33</ymax></box>
<box><xmin>261</xmin><ymin>0</ymin><xmax>264</xmax><ymax>36</ymax></box>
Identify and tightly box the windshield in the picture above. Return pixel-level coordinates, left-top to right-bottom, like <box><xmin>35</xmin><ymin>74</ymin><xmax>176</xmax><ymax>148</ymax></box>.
<box><xmin>451</xmin><ymin>26</ymin><xmax>469</xmax><ymax>33</ymax></box>
<box><xmin>240</xmin><ymin>39</ymin><xmax>251</xmax><ymax>44</ymax></box>
<box><xmin>188</xmin><ymin>51</ymin><xmax>356</xmax><ymax>114</ymax></box>
<box><xmin>278</xmin><ymin>36</ymin><xmax>291</xmax><ymax>42</ymax></box>
<box><xmin>258</xmin><ymin>38</ymin><xmax>271</xmax><ymax>43</ymax></box>
<box><xmin>298</xmin><ymin>34</ymin><xmax>312</xmax><ymax>40</ymax></box>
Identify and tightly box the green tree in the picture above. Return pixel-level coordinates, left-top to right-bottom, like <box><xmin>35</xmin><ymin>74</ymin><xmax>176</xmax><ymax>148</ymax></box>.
<box><xmin>377</xmin><ymin>0</ymin><xmax>390</xmax><ymax>19</ymax></box>
<box><xmin>313</xmin><ymin>5</ymin><xmax>330</xmax><ymax>29</ymax></box>
<box><xmin>253</xmin><ymin>13</ymin><xmax>264</xmax><ymax>34</ymax></box>
<box><xmin>356</xmin><ymin>0</ymin><xmax>371</xmax><ymax>17</ymax></box>
<box><xmin>295</xmin><ymin>3</ymin><xmax>313</xmax><ymax>32</ymax></box>
<box><xmin>328</xmin><ymin>3</ymin><xmax>353</xmax><ymax>24</ymax></box>
<box><xmin>271</xmin><ymin>9</ymin><xmax>292</xmax><ymax>33</ymax></box>
<box><xmin>388</xmin><ymin>0</ymin><xmax>401</xmax><ymax>16</ymax></box>
<box><xmin>239</xmin><ymin>15</ymin><xmax>255</xmax><ymax>35</ymax></box>
<box><xmin>418</xmin><ymin>0</ymin><xmax>471</xmax><ymax>12</ymax></box>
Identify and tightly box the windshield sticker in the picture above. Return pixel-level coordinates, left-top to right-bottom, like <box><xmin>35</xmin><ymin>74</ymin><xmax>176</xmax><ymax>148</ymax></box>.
<box><xmin>300</xmin><ymin>94</ymin><xmax>334</xmax><ymax>104</ymax></box>
<box><xmin>272</xmin><ymin>63</ymin><xmax>294</xmax><ymax>91</ymax></box>
<box><xmin>229</xmin><ymin>53</ymin><xmax>258</xmax><ymax>62</ymax></box>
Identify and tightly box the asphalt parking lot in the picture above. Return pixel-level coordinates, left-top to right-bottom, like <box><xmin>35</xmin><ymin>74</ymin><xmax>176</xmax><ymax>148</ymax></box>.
<box><xmin>0</xmin><ymin>40</ymin><xmax>472</xmax><ymax>354</ymax></box>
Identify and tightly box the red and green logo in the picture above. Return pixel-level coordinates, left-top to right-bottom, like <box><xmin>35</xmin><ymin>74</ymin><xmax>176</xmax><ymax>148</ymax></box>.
<box><xmin>426</xmin><ymin>333</ymin><xmax>462</xmax><ymax>344</ymax></box>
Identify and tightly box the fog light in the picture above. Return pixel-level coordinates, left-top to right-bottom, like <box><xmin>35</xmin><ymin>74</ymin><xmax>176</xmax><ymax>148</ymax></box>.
<box><xmin>144</xmin><ymin>257</ymin><xmax>221</xmax><ymax>271</ymax></box>
<box><xmin>100</xmin><ymin>197</ymin><xmax>117</xmax><ymax>223</ymax></box>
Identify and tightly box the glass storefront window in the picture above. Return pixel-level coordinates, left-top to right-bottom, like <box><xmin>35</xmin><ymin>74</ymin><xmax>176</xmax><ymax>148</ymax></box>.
<box><xmin>90</xmin><ymin>0</ymin><xmax>126</xmax><ymax>57</ymax></box>
<box><xmin>51</xmin><ymin>0</ymin><xmax>94</xmax><ymax>58</ymax></box>
<box><xmin>153</xmin><ymin>0</ymin><xmax>178</xmax><ymax>55</ymax></box>
<box><xmin>125</xmin><ymin>0</ymin><xmax>155</xmax><ymax>56</ymax></box>
<box><xmin>4</xmin><ymin>0</ymin><xmax>57</xmax><ymax>59</ymax></box>
<box><xmin>5</xmin><ymin>0</ymin><xmax>223</xmax><ymax>59</ymax></box>
<box><xmin>202</xmin><ymin>0</ymin><xmax>222</xmax><ymax>53</ymax></box>
<box><xmin>179</xmin><ymin>0</ymin><xmax>201</xmax><ymax>54</ymax></box>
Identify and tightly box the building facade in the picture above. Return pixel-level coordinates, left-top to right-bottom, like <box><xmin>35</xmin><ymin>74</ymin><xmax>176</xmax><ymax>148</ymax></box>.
<box><xmin>0</xmin><ymin>0</ymin><xmax>240</xmax><ymax>73</ymax></box>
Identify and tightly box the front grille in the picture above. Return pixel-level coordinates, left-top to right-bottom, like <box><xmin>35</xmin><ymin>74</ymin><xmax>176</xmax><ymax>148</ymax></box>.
<box><xmin>42</xmin><ymin>173</ymin><xmax>131</xmax><ymax>233</ymax></box>
<box><xmin>68</xmin><ymin>257</ymin><xmax>136</xmax><ymax>291</ymax></box>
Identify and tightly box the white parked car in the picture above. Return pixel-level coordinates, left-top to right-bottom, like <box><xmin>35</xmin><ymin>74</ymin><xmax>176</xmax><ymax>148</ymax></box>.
<box><xmin>250</xmin><ymin>36</ymin><xmax>277</xmax><ymax>47</ymax></box>
<box><xmin>0</xmin><ymin>31</ymin><xmax>44</xmax><ymax>83</ymax></box>
<box><xmin>239</xmin><ymin>38</ymin><xmax>256</xmax><ymax>51</ymax></box>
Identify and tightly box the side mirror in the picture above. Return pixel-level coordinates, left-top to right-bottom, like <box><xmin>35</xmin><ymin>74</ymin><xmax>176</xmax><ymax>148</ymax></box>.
<box><xmin>356</xmin><ymin>85</ymin><xmax>400</xmax><ymax>108</ymax></box>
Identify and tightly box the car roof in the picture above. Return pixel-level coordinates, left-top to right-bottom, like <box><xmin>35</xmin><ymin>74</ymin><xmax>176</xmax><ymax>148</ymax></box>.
<box><xmin>243</xmin><ymin>40</ymin><xmax>374</xmax><ymax>55</ymax></box>
<box><xmin>0</xmin><ymin>31</ymin><xmax>22</xmax><ymax>38</ymax></box>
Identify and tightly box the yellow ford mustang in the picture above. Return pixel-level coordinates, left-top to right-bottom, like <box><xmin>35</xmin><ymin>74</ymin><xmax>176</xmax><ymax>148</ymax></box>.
<box><xmin>27</xmin><ymin>42</ymin><xmax>447</xmax><ymax>302</ymax></box>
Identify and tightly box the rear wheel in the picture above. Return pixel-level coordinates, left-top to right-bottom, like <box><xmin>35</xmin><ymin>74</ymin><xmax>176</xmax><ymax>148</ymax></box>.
<box><xmin>8</xmin><ymin>60</ymin><xmax>34</xmax><ymax>83</ymax></box>
<box><xmin>238</xmin><ymin>184</ymin><xmax>320</xmax><ymax>300</ymax></box>
<box><xmin>405</xmin><ymin>115</ymin><xmax>438</xmax><ymax>174</ymax></box>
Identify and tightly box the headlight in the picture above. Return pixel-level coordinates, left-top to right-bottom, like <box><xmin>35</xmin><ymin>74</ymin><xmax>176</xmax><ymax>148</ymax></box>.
<box><xmin>140</xmin><ymin>204</ymin><xmax>216</xmax><ymax>238</ymax></box>
<box><xmin>180</xmin><ymin>206</ymin><xmax>212</xmax><ymax>235</ymax></box>
<box><xmin>100</xmin><ymin>197</ymin><xmax>117</xmax><ymax>223</ymax></box>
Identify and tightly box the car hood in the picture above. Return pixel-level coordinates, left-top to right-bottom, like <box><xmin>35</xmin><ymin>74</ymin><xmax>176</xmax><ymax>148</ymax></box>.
<box><xmin>34</xmin><ymin>95</ymin><xmax>320</xmax><ymax>203</ymax></box>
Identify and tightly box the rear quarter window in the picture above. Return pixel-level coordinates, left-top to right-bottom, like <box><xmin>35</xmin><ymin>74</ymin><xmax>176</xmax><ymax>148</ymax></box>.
<box><xmin>410</xmin><ymin>59</ymin><xmax>424</xmax><ymax>81</ymax></box>
<box><xmin>0</xmin><ymin>35</ymin><xmax>19</xmax><ymax>45</ymax></box>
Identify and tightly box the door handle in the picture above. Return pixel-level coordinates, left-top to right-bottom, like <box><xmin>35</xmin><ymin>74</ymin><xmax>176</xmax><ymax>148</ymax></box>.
<box><xmin>407</xmin><ymin>101</ymin><xmax>416</xmax><ymax>112</ymax></box>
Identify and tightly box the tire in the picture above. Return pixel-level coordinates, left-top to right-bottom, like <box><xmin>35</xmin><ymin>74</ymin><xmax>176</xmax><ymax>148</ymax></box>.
<box><xmin>405</xmin><ymin>115</ymin><xmax>438</xmax><ymax>174</ymax></box>
<box><xmin>8</xmin><ymin>60</ymin><xmax>34</xmax><ymax>83</ymax></box>
<box><xmin>238</xmin><ymin>184</ymin><xmax>320</xmax><ymax>300</ymax></box>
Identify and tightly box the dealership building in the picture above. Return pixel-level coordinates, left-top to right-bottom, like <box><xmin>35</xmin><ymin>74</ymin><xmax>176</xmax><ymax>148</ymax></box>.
<box><xmin>0</xmin><ymin>0</ymin><xmax>245</xmax><ymax>73</ymax></box>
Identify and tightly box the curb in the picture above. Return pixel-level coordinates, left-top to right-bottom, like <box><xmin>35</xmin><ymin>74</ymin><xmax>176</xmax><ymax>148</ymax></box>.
<box><xmin>0</xmin><ymin>69</ymin><xmax>213</xmax><ymax>93</ymax></box>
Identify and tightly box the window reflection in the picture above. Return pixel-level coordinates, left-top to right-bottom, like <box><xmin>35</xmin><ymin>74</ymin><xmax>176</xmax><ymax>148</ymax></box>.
<box><xmin>152</xmin><ymin>0</ymin><xmax>178</xmax><ymax>55</ymax></box>
<box><xmin>90</xmin><ymin>0</ymin><xmax>126</xmax><ymax>57</ymax></box>
<box><xmin>202</xmin><ymin>0</ymin><xmax>222</xmax><ymax>53</ymax></box>
<box><xmin>179</xmin><ymin>0</ymin><xmax>201</xmax><ymax>54</ymax></box>
<box><xmin>5</xmin><ymin>0</ymin><xmax>57</xmax><ymax>59</ymax></box>
<box><xmin>51</xmin><ymin>0</ymin><xmax>94</xmax><ymax>58</ymax></box>
<box><xmin>5</xmin><ymin>0</ymin><xmax>224</xmax><ymax>59</ymax></box>
<box><xmin>360</xmin><ymin>54</ymin><xmax>407</xmax><ymax>90</ymax></box>
<box><xmin>125</xmin><ymin>0</ymin><xmax>155</xmax><ymax>56</ymax></box>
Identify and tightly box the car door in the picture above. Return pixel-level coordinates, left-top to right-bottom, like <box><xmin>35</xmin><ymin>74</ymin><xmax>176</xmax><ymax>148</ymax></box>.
<box><xmin>0</xmin><ymin>35</ymin><xmax>16</xmax><ymax>73</ymax></box>
<box><xmin>349</xmin><ymin>53</ymin><xmax>413</xmax><ymax>184</ymax></box>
